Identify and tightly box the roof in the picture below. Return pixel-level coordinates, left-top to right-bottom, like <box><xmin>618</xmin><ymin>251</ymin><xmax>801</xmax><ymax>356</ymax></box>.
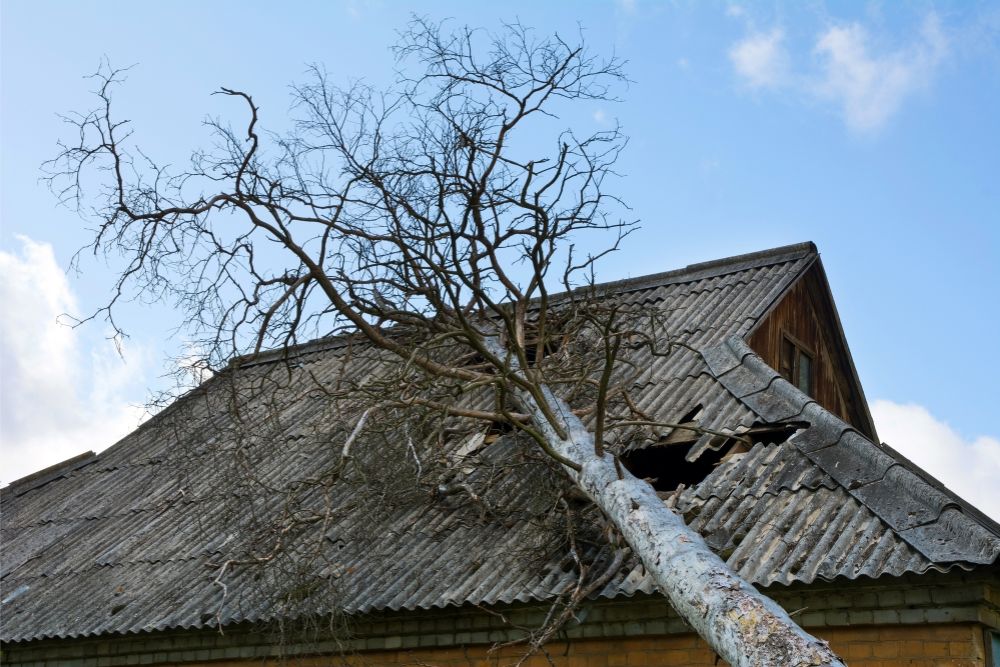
<box><xmin>2</xmin><ymin>242</ymin><xmax>997</xmax><ymax>643</ymax></box>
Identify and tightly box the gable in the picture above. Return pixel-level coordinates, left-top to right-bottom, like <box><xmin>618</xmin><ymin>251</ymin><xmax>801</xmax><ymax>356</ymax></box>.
<box><xmin>747</xmin><ymin>259</ymin><xmax>877</xmax><ymax>440</ymax></box>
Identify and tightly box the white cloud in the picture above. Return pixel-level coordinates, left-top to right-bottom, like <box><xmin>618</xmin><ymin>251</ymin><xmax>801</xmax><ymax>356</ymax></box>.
<box><xmin>0</xmin><ymin>236</ymin><xmax>150</xmax><ymax>485</ymax></box>
<box><xmin>872</xmin><ymin>400</ymin><xmax>1000</xmax><ymax>522</ymax></box>
<box><xmin>814</xmin><ymin>14</ymin><xmax>947</xmax><ymax>131</ymax></box>
<box><xmin>726</xmin><ymin>13</ymin><xmax>948</xmax><ymax>132</ymax></box>
<box><xmin>729</xmin><ymin>28</ymin><xmax>789</xmax><ymax>89</ymax></box>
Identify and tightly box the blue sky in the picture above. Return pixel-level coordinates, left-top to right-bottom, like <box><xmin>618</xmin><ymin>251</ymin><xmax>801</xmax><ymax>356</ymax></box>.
<box><xmin>2</xmin><ymin>1</ymin><xmax>998</xmax><ymax>516</ymax></box>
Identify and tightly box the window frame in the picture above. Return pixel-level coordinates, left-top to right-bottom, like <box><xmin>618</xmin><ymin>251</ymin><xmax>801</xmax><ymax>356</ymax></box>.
<box><xmin>779</xmin><ymin>331</ymin><xmax>815</xmax><ymax>397</ymax></box>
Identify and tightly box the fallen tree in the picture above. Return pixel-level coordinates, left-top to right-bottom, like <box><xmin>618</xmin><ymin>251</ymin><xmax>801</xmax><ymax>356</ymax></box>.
<box><xmin>48</xmin><ymin>17</ymin><xmax>844</xmax><ymax>666</ymax></box>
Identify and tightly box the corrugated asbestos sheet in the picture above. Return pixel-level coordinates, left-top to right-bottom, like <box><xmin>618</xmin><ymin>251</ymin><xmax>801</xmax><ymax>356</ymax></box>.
<box><xmin>2</xmin><ymin>242</ymin><xmax>998</xmax><ymax>643</ymax></box>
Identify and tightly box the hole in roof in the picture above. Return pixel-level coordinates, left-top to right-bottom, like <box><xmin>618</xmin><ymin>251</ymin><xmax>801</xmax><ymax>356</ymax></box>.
<box><xmin>621</xmin><ymin>440</ymin><xmax>732</xmax><ymax>493</ymax></box>
<box><xmin>638</xmin><ymin>405</ymin><xmax>705</xmax><ymax>450</ymax></box>
<box><xmin>620</xmin><ymin>421</ymin><xmax>806</xmax><ymax>494</ymax></box>
<box><xmin>745</xmin><ymin>421</ymin><xmax>808</xmax><ymax>445</ymax></box>
<box><xmin>457</xmin><ymin>350</ymin><xmax>489</xmax><ymax>369</ymax></box>
<box><xmin>676</xmin><ymin>404</ymin><xmax>703</xmax><ymax>424</ymax></box>
<box><xmin>484</xmin><ymin>419</ymin><xmax>515</xmax><ymax>445</ymax></box>
<box><xmin>523</xmin><ymin>335</ymin><xmax>562</xmax><ymax>366</ymax></box>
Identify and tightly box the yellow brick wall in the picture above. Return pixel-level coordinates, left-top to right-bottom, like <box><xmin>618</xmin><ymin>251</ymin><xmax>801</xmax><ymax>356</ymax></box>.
<box><xmin>180</xmin><ymin>623</ymin><xmax>987</xmax><ymax>667</ymax></box>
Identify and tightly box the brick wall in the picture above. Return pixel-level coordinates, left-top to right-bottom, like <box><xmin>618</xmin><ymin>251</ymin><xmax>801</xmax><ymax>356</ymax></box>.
<box><xmin>5</xmin><ymin>572</ymin><xmax>996</xmax><ymax>666</ymax></box>
<box><xmin>166</xmin><ymin>624</ymin><xmax>987</xmax><ymax>667</ymax></box>
<box><xmin>824</xmin><ymin>624</ymin><xmax>986</xmax><ymax>666</ymax></box>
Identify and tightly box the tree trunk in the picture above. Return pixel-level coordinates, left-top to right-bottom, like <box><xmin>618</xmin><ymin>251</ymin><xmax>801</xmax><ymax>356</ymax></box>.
<box><xmin>522</xmin><ymin>382</ymin><xmax>846</xmax><ymax>667</ymax></box>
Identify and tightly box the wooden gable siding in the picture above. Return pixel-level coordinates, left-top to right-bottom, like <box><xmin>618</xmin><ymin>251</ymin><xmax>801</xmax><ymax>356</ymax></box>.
<box><xmin>747</xmin><ymin>263</ymin><xmax>876</xmax><ymax>439</ymax></box>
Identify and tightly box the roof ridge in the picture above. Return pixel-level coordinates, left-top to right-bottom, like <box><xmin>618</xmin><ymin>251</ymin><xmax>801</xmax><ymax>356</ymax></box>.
<box><xmin>872</xmin><ymin>436</ymin><xmax>1000</xmax><ymax>537</ymax></box>
<box><xmin>2</xmin><ymin>451</ymin><xmax>98</xmax><ymax>498</ymax></box>
<box><xmin>236</xmin><ymin>242</ymin><xmax>818</xmax><ymax>369</ymax></box>
<box><xmin>584</xmin><ymin>241</ymin><xmax>816</xmax><ymax>296</ymax></box>
<box><xmin>702</xmin><ymin>336</ymin><xmax>1000</xmax><ymax>563</ymax></box>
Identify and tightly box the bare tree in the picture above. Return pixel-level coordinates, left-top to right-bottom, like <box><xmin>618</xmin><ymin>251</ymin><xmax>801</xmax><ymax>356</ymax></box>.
<box><xmin>46</xmin><ymin>18</ymin><xmax>844</xmax><ymax>666</ymax></box>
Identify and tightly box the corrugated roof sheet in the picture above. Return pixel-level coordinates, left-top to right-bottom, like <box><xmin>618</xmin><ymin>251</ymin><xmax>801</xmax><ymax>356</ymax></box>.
<box><xmin>2</xmin><ymin>242</ymin><xmax>997</xmax><ymax>643</ymax></box>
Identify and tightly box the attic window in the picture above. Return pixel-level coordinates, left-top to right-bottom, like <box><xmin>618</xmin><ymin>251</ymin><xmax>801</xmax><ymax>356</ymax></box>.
<box><xmin>780</xmin><ymin>334</ymin><xmax>813</xmax><ymax>397</ymax></box>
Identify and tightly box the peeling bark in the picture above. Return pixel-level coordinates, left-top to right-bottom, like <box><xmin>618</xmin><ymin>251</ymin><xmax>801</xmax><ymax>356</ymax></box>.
<box><xmin>513</xmin><ymin>377</ymin><xmax>846</xmax><ymax>667</ymax></box>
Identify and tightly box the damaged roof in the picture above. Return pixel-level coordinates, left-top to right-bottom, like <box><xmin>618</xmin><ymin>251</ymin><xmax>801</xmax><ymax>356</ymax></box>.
<box><xmin>2</xmin><ymin>242</ymin><xmax>998</xmax><ymax>643</ymax></box>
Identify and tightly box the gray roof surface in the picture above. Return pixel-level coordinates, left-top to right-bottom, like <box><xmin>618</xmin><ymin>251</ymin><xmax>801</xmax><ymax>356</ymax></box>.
<box><xmin>2</xmin><ymin>242</ymin><xmax>997</xmax><ymax>643</ymax></box>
